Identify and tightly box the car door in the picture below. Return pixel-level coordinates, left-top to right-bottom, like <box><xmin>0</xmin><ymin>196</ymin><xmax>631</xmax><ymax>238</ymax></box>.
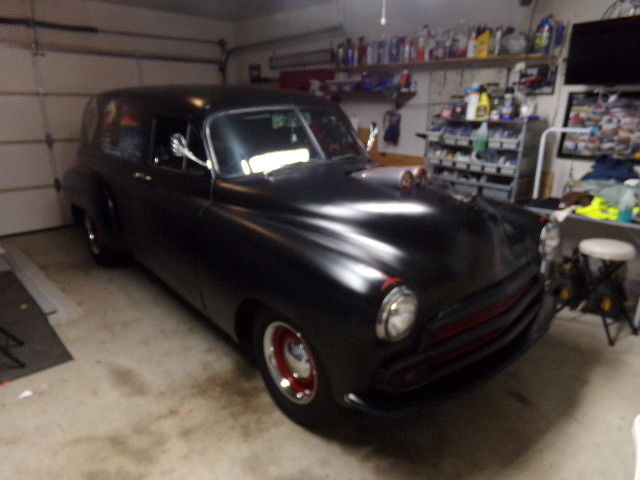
<box><xmin>128</xmin><ymin>115</ymin><xmax>212</xmax><ymax>310</ymax></box>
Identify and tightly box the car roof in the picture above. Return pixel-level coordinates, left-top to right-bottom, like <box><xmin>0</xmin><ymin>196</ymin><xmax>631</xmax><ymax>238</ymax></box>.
<box><xmin>98</xmin><ymin>84</ymin><xmax>337</xmax><ymax>123</ymax></box>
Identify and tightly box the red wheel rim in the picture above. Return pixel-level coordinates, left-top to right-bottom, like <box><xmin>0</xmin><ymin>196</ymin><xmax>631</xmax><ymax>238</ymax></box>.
<box><xmin>263</xmin><ymin>321</ymin><xmax>317</xmax><ymax>404</ymax></box>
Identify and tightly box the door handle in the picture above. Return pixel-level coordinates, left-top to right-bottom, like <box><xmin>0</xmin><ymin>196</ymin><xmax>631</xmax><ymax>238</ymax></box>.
<box><xmin>133</xmin><ymin>172</ymin><xmax>152</xmax><ymax>182</ymax></box>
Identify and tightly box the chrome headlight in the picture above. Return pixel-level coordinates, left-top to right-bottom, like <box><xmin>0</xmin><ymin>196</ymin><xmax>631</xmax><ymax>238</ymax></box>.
<box><xmin>376</xmin><ymin>286</ymin><xmax>417</xmax><ymax>342</ymax></box>
<box><xmin>539</xmin><ymin>220</ymin><xmax>560</xmax><ymax>261</ymax></box>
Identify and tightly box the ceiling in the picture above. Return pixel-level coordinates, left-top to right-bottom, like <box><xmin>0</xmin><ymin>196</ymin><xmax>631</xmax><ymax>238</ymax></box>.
<box><xmin>94</xmin><ymin>0</ymin><xmax>334</xmax><ymax>21</ymax></box>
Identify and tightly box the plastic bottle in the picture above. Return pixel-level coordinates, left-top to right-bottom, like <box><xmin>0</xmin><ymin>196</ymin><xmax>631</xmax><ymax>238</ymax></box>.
<box><xmin>336</xmin><ymin>40</ymin><xmax>346</xmax><ymax>67</ymax></box>
<box><xmin>465</xmin><ymin>83</ymin><xmax>481</xmax><ymax>121</ymax></box>
<box><xmin>357</xmin><ymin>37</ymin><xmax>367</xmax><ymax>65</ymax></box>
<box><xmin>474</xmin><ymin>121</ymin><xmax>489</xmax><ymax>153</ymax></box>
<box><xmin>500</xmin><ymin>87</ymin><xmax>517</xmax><ymax>120</ymax></box>
<box><xmin>466</xmin><ymin>27</ymin><xmax>477</xmax><ymax>58</ymax></box>
<box><xmin>476</xmin><ymin>26</ymin><xmax>492</xmax><ymax>58</ymax></box>
<box><xmin>533</xmin><ymin>16</ymin><xmax>554</xmax><ymax>54</ymax></box>
<box><xmin>417</xmin><ymin>25</ymin><xmax>429</xmax><ymax>62</ymax></box>
<box><xmin>618</xmin><ymin>188</ymin><xmax>635</xmax><ymax>222</ymax></box>
<box><xmin>476</xmin><ymin>86</ymin><xmax>491</xmax><ymax>120</ymax></box>
<box><xmin>345</xmin><ymin>38</ymin><xmax>355</xmax><ymax>66</ymax></box>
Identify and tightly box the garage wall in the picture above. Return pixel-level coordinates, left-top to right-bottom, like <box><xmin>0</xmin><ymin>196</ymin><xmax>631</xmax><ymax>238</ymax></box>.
<box><xmin>229</xmin><ymin>0</ymin><xmax>637</xmax><ymax>197</ymax></box>
<box><xmin>0</xmin><ymin>0</ymin><xmax>232</xmax><ymax>237</ymax></box>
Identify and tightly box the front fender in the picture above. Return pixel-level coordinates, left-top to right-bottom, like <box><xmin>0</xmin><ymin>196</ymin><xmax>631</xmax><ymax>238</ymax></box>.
<box><xmin>197</xmin><ymin>204</ymin><xmax>405</xmax><ymax>399</ymax></box>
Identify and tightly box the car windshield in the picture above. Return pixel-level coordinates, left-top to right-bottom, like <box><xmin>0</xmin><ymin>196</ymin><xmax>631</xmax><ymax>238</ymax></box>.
<box><xmin>207</xmin><ymin>107</ymin><xmax>363</xmax><ymax>177</ymax></box>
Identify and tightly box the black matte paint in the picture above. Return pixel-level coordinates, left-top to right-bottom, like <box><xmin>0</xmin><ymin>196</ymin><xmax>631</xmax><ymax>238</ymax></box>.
<box><xmin>63</xmin><ymin>85</ymin><xmax>553</xmax><ymax>412</ymax></box>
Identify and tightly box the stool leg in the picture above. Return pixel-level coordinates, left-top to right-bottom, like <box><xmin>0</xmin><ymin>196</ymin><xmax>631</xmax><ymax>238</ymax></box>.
<box><xmin>622</xmin><ymin>309</ymin><xmax>639</xmax><ymax>337</ymax></box>
<box><xmin>601</xmin><ymin>314</ymin><xmax>616</xmax><ymax>346</ymax></box>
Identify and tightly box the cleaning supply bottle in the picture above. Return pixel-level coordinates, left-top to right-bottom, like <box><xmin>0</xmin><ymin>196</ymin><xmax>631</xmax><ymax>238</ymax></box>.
<box><xmin>500</xmin><ymin>87</ymin><xmax>517</xmax><ymax>120</ymax></box>
<box><xmin>345</xmin><ymin>38</ymin><xmax>355</xmax><ymax>66</ymax></box>
<box><xmin>357</xmin><ymin>37</ymin><xmax>367</xmax><ymax>65</ymax></box>
<box><xmin>465</xmin><ymin>83</ymin><xmax>481</xmax><ymax>121</ymax></box>
<box><xmin>476</xmin><ymin>26</ymin><xmax>492</xmax><ymax>58</ymax></box>
<box><xmin>475</xmin><ymin>86</ymin><xmax>491</xmax><ymax>120</ymax></box>
<box><xmin>417</xmin><ymin>25</ymin><xmax>429</xmax><ymax>62</ymax></box>
<box><xmin>533</xmin><ymin>16</ymin><xmax>554</xmax><ymax>54</ymax></box>
<box><xmin>466</xmin><ymin>27</ymin><xmax>477</xmax><ymax>58</ymax></box>
<box><xmin>474</xmin><ymin>121</ymin><xmax>489</xmax><ymax>153</ymax></box>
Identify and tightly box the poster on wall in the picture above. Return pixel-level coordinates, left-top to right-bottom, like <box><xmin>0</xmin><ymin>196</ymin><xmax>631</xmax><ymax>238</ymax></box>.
<box><xmin>558</xmin><ymin>91</ymin><xmax>640</xmax><ymax>160</ymax></box>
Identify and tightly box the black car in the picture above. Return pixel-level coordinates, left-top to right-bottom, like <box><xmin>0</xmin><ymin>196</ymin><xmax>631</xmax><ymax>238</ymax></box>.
<box><xmin>63</xmin><ymin>85</ymin><xmax>558</xmax><ymax>426</ymax></box>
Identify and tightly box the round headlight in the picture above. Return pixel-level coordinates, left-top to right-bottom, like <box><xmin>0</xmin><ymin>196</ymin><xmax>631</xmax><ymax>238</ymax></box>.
<box><xmin>376</xmin><ymin>286</ymin><xmax>417</xmax><ymax>342</ymax></box>
<box><xmin>539</xmin><ymin>221</ymin><xmax>560</xmax><ymax>260</ymax></box>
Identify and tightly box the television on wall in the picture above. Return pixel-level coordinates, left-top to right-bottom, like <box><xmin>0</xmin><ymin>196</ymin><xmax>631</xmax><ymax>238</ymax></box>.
<box><xmin>565</xmin><ymin>16</ymin><xmax>640</xmax><ymax>86</ymax></box>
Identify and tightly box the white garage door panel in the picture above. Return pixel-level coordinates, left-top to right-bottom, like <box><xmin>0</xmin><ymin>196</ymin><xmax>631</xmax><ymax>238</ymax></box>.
<box><xmin>0</xmin><ymin>188</ymin><xmax>64</xmax><ymax>237</ymax></box>
<box><xmin>0</xmin><ymin>46</ymin><xmax>37</xmax><ymax>92</ymax></box>
<box><xmin>45</xmin><ymin>96</ymin><xmax>88</xmax><ymax>139</ymax></box>
<box><xmin>0</xmin><ymin>144</ymin><xmax>53</xmax><ymax>190</ymax></box>
<box><xmin>140</xmin><ymin>60</ymin><xmax>220</xmax><ymax>86</ymax></box>
<box><xmin>0</xmin><ymin>96</ymin><xmax>45</xmax><ymax>141</ymax></box>
<box><xmin>37</xmin><ymin>52</ymin><xmax>139</xmax><ymax>93</ymax></box>
<box><xmin>54</xmin><ymin>141</ymin><xmax>80</xmax><ymax>179</ymax></box>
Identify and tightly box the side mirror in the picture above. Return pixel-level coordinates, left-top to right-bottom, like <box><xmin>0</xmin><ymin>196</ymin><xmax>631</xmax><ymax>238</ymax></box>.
<box><xmin>366</xmin><ymin>122</ymin><xmax>378</xmax><ymax>152</ymax></box>
<box><xmin>169</xmin><ymin>133</ymin><xmax>211</xmax><ymax>170</ymax></box>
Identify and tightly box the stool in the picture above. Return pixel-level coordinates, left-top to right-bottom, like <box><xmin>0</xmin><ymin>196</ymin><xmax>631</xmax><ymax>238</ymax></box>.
<box><xmin>577</xmin><ymin>238</ymin><xmax>638</xmax><ymax>345</ymax></box>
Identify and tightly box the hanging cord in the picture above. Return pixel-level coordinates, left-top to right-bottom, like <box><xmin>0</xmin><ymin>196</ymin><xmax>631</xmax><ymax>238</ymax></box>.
<box><xmin>25</xmin><ymin>0</ymin><xmax>61</xmax><ymax>191</ymax></box>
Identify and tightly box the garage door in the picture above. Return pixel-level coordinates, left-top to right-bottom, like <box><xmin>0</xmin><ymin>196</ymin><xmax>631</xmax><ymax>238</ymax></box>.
<box><xmin>0</xmin><ymin>44</ymin><xmax>220</xmax><ymax>237</ymax></box>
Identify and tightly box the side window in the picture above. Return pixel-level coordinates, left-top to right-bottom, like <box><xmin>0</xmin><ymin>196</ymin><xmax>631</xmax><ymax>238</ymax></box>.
<box><xmin>80</xmin><ymin>97</ymin><xmax>98</xmax><ymax>146</ymax></box>
<box><xmin>99</xmin><ymin>99</ymin><xmax>144</xmax><ymax>162</ymax></box>
<box><xmin>151</xmin><ymin>116</ymin><xmax>207</xmax><ymax>173</ymax></box>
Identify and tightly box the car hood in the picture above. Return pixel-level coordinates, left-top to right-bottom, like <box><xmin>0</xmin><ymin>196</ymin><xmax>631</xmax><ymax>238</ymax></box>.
<box><xmin>213</xmin><ymin>164</ymin><xmax>536</xmax><ymax>306</ymax></box>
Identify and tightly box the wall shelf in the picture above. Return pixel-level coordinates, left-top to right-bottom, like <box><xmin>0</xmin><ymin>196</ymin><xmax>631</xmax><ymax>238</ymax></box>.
<box><xmin>426</xmin><ymin>118</ymin><xmax>547</xmax><ymax>203</ymax></box>
<box><xmin>334</xmin><ymin>88</ymin><xmax>416</xmax><ymax>108</ymax></box>
<box><xmin>335</xmin><ymin>54</ymin><xmax>557</xmax><ymax>73</ymax></box>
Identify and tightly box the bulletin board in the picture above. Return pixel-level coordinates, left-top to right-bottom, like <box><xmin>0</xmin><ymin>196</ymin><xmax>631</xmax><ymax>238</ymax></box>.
<box><xmin>558</xmin><ymin>91</ymin><xmax>640</xmax><ymax>160</ymax></box>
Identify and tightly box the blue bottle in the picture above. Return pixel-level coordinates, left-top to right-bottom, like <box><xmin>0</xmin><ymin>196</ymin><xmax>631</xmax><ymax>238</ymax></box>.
<box><xmin>533</xmin><ymin>16</ymin><xmax>554</xmax><ymax>55</ymax></box>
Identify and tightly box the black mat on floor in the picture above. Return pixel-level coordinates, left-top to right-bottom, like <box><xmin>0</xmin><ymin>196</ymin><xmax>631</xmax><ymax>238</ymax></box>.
<box><xmin>0</xmin><ymin>271</ymin><xmax>72</xmax><ymax>381</ymax></box>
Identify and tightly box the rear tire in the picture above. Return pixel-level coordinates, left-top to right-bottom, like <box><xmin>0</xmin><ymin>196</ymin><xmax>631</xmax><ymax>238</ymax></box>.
<box><xmin>82</xmin><ymin>213</ymin><xmax>122</xmax><ymax>266</ymax></box>
<box><xmin>252</xmin><ymin>313</ymin><xmax>344</xmax><ymax>428</ymax></box>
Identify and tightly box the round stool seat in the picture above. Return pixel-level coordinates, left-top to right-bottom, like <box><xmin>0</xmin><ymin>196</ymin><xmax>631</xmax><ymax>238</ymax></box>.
<box><xmin>579</xmin><ymin>238</ymin><xmax>636</xmax><ymax>262</ymax></box>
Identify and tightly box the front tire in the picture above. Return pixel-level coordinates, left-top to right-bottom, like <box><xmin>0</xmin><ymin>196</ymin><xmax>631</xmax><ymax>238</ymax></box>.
<box><xmin>253</xmin><ymin>314</ymin><xmax>342</xmax><ymax>427</ymax></box>
<box><xmin>82</xmin><ymin>214</ymin><xmax>122</xmax><ymax>266</ymax></box>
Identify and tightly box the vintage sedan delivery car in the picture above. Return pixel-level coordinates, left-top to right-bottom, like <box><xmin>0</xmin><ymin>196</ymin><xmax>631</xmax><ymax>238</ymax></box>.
<box><xmin>63</xmin><ymin>85</ymin><xmax>557</xmax><ymax>426</ymax></box>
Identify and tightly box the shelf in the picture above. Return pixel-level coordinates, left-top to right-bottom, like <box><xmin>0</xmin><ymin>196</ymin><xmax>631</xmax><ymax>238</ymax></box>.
<box><xmin>431</xmin><ymin>161</ymin><xmax>518</xmax><ymax>178</ymax></box>
<box><xmin>434</xmin><ymin>118</ymin><xmax>540</xmax><ymax>125</ymax></box>
<box><xmin>334</xmin><ymin>88</ymin><xmax>416</xmax><ymax>108</ymax></box>
<box><xmin>433</xmin><ymin>141</ymin><xmax>520</xmax><ymax>152</ymax></box>
<box><xmin>335</xmin><ymin>54</ymin><xmax>557</xmax><ymax>73</ymax></box>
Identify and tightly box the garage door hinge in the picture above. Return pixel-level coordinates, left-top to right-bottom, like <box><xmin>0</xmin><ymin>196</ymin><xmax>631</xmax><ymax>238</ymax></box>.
<box><xmin>44</xmin><ymin>133</ymin><xmax>54</xmax><ymax>149</ymax></box>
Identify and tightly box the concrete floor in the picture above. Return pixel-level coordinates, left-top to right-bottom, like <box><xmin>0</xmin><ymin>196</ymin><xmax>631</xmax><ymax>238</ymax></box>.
<box><xmin>0</xmin><ymin>226</ymin><xmax>638</xmax><ymax>480</ymax></box>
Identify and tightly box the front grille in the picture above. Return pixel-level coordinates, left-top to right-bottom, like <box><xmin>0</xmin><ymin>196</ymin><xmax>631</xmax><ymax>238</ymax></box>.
<box><xmin>374</xmin><ymin>271</ymin><xmax>543</xmax><ymax>392</ymax></box>
<box><xmin>429</xmin><ymin>279</ymin><xmax>538</xmax><ymax>369</ymax></box>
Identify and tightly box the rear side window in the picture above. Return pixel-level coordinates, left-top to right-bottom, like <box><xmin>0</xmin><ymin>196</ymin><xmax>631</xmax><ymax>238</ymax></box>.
<box><xmin>80</xmin><ymin>97</ymin><xmax>98</xmax><ymax>146</ymax></box>
<box><xmin>150</xmin><ymin>116</ymin><xmax>206</xmax><ymax>173</ymax></box>
<box><xmin>99</xmin><ymin>99</ymin><xmax>144</xmax><ymax>162</ymax></box>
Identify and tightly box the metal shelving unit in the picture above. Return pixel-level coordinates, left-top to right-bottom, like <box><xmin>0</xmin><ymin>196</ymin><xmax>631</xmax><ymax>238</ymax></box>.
<box><xmin>426</xmin><ymin>118</ymin><xmax>546</xmax><ymax>203</ymax></box>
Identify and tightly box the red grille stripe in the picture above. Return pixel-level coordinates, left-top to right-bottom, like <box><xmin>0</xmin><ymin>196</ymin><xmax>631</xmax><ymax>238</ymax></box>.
<box><xmin>432</xmin><ymin>280</ymin><xmax>535</xmax><ymax>344</ymax></box>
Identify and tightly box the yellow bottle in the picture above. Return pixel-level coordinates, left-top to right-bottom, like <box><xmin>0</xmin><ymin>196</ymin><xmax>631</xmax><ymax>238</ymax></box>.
<box><xmin>476</xmin><ymin>28</ymin><xmax>491</xmax><ymax>58</ymax></box>
<box><xmin>476</xmin><ymin>86</ymin><xmax>491</xmax><ymax>120</ymax></box>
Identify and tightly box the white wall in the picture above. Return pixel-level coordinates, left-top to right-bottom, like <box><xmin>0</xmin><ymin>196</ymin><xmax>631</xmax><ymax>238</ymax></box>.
<box><xmin>0</xmin><ymin>0</ymin><xmax>232</xmax><ymax>236</ymax></box>
<box><xmin>230</xmin><ymin>0</ymin><xmax>635</xmax><ymax>197</ymax></box>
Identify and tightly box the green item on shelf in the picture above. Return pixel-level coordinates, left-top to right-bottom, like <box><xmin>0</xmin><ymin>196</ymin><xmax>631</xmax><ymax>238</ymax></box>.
<box><xmin>473</xmin><ymin>121</ymin><xmax>489</xmax><ymax>153</ymax></box>
<box><xmin>575</xmin><ymin>196</ymin><xmax>619</xmax><ymax>221</ymax></box>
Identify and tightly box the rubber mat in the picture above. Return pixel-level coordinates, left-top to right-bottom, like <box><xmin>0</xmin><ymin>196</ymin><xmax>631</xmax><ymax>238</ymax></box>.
<box><xmin>0</xmin><ymin>271</ymin><xmax>72</xmax><ymax>382</ymax></box>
